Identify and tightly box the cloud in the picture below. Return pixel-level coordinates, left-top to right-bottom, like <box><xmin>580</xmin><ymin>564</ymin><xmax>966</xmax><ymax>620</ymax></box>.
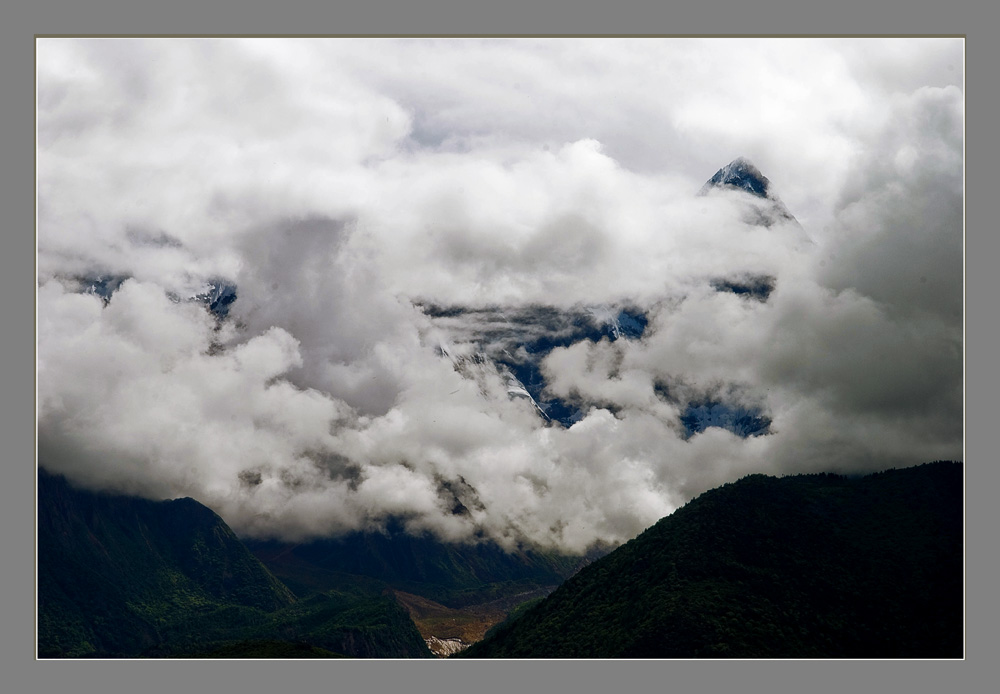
<box><xmin>36</xmin><ymin>38</ymin><xmax>963</xmax><ymax>554</ymax></box>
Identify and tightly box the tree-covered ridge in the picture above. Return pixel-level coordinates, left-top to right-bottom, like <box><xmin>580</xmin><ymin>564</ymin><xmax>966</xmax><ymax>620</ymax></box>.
<box><xmin>176</xmin><ymin>640</ymin><xmax>347</xmax><ymax>658</ymax></box>
<box><xmin>247</xmin><ymin>527</ymin><xmax>587</xmax><ymax>608</ymax></box>
<box><xmin>37</xmin><ymin>468</ymin><xmax>432</xmax><ymax>658</ymax></box>
<box><xmin>246</xmin><ymin>525</ymin><xmax>593</xmax><ymax>655</ymax></box>
<box><xmin>38</xmin><ymin>467</ymin><xmax>295</xmax><ymax>657</ymax></box>
<box><xmin>461</xmin><ymin>462</ymin><xmax>963</xmax><ymax>659</ymax></box>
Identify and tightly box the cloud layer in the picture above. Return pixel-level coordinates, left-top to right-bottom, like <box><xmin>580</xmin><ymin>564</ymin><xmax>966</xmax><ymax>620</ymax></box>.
<box><xmin>36</xmin><ymin>38</ymin><xmax>963</xmax><ymax>553</ymax></box>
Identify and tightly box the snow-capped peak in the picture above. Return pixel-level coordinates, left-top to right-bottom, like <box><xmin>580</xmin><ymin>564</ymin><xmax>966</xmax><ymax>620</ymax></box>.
<box><xmin>699</xmin><ymin>157</ymin><xmax>772</xmax><ymax>199</ymax></box>
<box><xmin>698</xmin><ymin>157</ymin><xmax>800</xmax><ymax>228</ymax></box>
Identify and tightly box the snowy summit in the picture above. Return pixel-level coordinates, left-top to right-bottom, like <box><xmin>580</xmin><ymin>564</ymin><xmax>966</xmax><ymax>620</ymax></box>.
<box><xmin>699</xmin><ymin>157</ymin><xmax>773</xmax><ymax>198</ymax></box>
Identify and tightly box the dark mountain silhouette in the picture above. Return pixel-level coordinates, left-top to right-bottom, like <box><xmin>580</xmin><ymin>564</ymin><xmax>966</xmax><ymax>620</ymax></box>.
<box><xmin>37</xmin><ymin>468</ymin><xmax>432</xmax><ymax>658</ymax></box>
<box><xmin>247</xmin><ymin>526</ymin><xmax>591</xmax><ymax>608</ymax></box>
<box><xmin>460</xmin><ymin>461</ymin><xmax>963</xmax><ymax>658</ymax></box>
<box><xmin>38</xmin><ymin>467</ymin><xmax>295</xmax><ymax>657</ymax></box>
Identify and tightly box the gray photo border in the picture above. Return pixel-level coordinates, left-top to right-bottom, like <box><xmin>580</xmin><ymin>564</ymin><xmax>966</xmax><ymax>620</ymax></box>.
<box><xmin>5</xmin><ymin>1</ymin><xmax>993</xmax><ymax>692</ymax></box>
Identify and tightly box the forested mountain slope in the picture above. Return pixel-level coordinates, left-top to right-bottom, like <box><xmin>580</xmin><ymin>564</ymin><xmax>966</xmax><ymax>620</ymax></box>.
<box><xmin>462</xmin><ymin>461</ymin><xmax>963</xmax><ymax>659</ymax></box>
<box><xmin>37</xmin><ymin>468</ymin><xmax>431</xmax><ymax>658</ymax></box>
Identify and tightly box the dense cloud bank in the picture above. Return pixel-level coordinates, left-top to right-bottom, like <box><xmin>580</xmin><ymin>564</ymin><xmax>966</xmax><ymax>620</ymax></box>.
<box><xmin>36</xmin><ymin>38</ymin><xmax>963</xmax><ymax>553</ymax></box>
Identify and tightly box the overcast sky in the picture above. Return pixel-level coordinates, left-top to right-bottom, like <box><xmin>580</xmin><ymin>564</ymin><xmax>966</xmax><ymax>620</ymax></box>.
<box><xmin>36</xmin><ymin>37</ymin><xmax>963</xmax><ymax>553</ymax></box>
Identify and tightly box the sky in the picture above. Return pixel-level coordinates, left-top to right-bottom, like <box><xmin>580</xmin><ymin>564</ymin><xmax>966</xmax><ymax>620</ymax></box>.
<box><xmin>36</xmin><ymin>37</ymin><xmax>964</xmax><ymax>554</ymax></box>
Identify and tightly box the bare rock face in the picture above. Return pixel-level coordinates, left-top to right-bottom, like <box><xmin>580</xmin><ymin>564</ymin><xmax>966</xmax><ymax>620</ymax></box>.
<box><xmin>700</xmin><ymin>156</ymin><xmax>773</xmax><ymax>198</ymax></box>
<box><xmin>699</xmin><ymin>157</ymin><xmax>799</xmax><ymax>228</ymax></box>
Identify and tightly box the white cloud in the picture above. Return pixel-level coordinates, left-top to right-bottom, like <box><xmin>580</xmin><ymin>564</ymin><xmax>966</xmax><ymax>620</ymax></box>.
<box><xmin>36</xmin><ymin>38</ymin><xmax>963</xmax><ymax>554</ymax></box>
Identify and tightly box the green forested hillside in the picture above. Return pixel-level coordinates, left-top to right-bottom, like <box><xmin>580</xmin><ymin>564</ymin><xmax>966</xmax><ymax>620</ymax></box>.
<box><xmin>177</xmin><ymin>640</ymin><xmax>347</xmax><ymax>658</ymax></box>
<box><xmin>248</xmin><ymin>529</ymin><xmax>588</xmax><ymax>608</ymax></box>
<box><xmin>37</xmin><ymin>468</ymin><xmax>431</xmax><ymax>658</ymax></box>
<box><xmin>461</xmin><ymin>462</ymin><xmax>964</xmax><ymax>659</ymax></box>
<box><xmin>38</xmin><ymin>467</ymin><xmax>296</xmax><ymax>657</ymax></box>
<box><xmin>40</xmin><ymin>461</ymin><xmax>963</xmax><ymax>659</ymax></box>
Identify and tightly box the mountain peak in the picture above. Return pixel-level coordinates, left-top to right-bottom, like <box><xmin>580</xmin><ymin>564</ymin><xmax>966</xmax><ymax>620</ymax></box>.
<box><xmin>700</xmin><ymin>157</ymin><xmax>772</xmax><ymax>199</ymax></box>
<box><xmin>698</xmin><ymin>157</ymin><xmax>802</xmax><ymax>229</ymax></box>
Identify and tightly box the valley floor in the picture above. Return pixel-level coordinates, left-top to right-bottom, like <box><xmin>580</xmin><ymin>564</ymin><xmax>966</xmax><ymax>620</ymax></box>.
<box><xmin>393</xmin><ymin>587</ymin><xmax>557</xmax><ymax>657</ymax></box>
